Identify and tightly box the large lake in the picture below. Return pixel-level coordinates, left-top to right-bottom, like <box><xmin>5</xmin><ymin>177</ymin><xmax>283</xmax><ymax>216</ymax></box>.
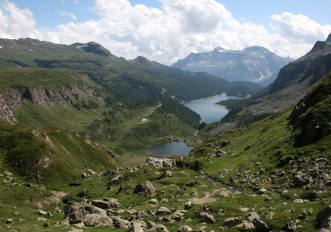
<box><xmin>184</xmin><ymin>93</ymin><xmax>231</xmax><ymax>123</ymax></box>
<box><xmin>146</xmin><ymin>93</ymin><xmax>231</xmax><ymax>157</ymax></box>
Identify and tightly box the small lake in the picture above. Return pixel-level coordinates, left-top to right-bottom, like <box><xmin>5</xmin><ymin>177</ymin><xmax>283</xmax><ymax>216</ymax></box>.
<box><xmin>146</xmin><ymin>93</ymin><xmax>232</xmax><ymax>157</ymax></box>
<box><xmin>146</xmin><ymin>141</ymin><xmax>192</xmax><ymax>157</ymax></box>
<box><xmin>184</xmin><ymin>93</ymin><xmax>231</xmax><ymax>123</ymax></box>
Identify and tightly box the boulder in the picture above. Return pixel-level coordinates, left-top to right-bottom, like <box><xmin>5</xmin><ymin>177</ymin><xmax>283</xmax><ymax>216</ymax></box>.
<box><xmin>251</xmin><ymin>219</ymin><xmax>269</xmax><ymax>232</ymax></box>
<box><xmin>200</xmin><ymin>212</ymin><xmax>216</xmax><ymax>224</ymax></box>
<box><xmin>112</xmin><ymin>216</ymin><xmax>131</xmax><ymax>229</ymax></box>
<box><xmin>282</xmin><ymin>222</ymin><xmax>298</xmax><ymax>231</ymax></box>
<box><xmin>316</xmin><ymin>206</ymin><xmax>331</xmax><ymax>230</ymax></box>
<box><xmin>224</xmin><ymin>217</ymin><xmax>242</xmax><ymax>227</ymax></box>
<box><xmin>91</xmin><ymin>198</ymin><xmax>119</xmax><ymax>209</ymax></box>
<box><xmin>178</xmin><ymin>225</ymin><xmax>193</xmax><ymax>232</ymax></box>
<box><xmin>235</xmin><ymin>221</ymin><xmax>255</xmax><ymax>230</ymax></box>
<box><xmin>146</xmin><ymin>157</ymin><xmax>176</xmax><ymax>168</ymax></box>
<box><xmin>133</xmin><ymin>181</ymin><xmax>156</xmax><ymax>196</ymax></box>
<box><xmin>110</xmin><ymin>175</ymin><xmax>123</xmax><ymax>184</ymax></box>
<box><xmin>84</xmin><ymin>214</ymin><xmax>113</xmax><ymax>227</ymax></box>
<box><xmin>184</xmin><ymin>201</ymin><xmax>194</xmax><ymax>209</ymax></box>
<box><xmin>64</xmin><ymin>202</ymin><xmax>108</xmax><ymax>226</ymax></box>
<box><xmin>172</xmin><ymin>210</ymin><xmax>187</xmax><ymax>221</ymax></box>
<box><xmin>148</xmin><ymin>199</ymin><xmax>159</xmax><ymax>204</ymax></box>
<box><xmin>38</xmin><ymin>210</ymin><xmax>48</xmax><ymax>216</ymax></box>
<box><xmin>156</xmin><ymin>207</ymin><xmax>172</xmax><ymax>216</ymax></box>
<box><xmin>130</xmin><ymin>221</ymin><xmax>145</xmax><ymax>232</ymax></box>
<box><xmin>159</xmin><ymin>170</ymin><xmax>173</xmax><ymax>179</ymax></box>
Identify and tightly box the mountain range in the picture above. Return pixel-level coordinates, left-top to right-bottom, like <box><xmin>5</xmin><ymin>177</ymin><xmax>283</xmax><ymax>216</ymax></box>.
<box><xmin>172</xmin><ymin>46</ymin><xmax>293</xmax><ymax>85</ymax></box>
<box><xmin>0</xmin><ymin>34</ymin><xmax>330</xmax><ymax>232</ymax></box>
<box><xmin>221</xmin><ymin>33</ymin><xmax>331</xmax><ymax>125</ymax></box>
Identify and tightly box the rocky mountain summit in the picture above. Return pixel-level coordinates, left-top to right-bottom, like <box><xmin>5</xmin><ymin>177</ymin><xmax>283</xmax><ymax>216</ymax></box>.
<box><xmin>172</xmin><ymin>46</ymin><xmax>292</xmax><ymax>85</ymax></box>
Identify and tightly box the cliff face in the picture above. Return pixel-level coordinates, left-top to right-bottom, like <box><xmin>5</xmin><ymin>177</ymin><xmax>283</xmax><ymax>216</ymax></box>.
<box><xmin>0</xmin><ymin>85</ymin><xmax>102</xmax><ymax>124</ymax></box>
<box><xmin>0</xmin><ymin>94</ymin><xmax>18</xmax><ymax>124</ymax></box>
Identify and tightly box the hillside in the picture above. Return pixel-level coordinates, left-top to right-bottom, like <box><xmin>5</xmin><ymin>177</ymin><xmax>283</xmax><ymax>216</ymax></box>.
<box><xmin>172</xmin><ymin>46</ymin><xmax>292</xmax><ymax>85</ymax></box>
<box><xmin>1</xmin><ymin>66</ymin><xmax>328</xmax><ymax>231</ymax></box>
<box><xmin>222</xmin><ymin>34</ymin><xmax>331</xmax><ymax>125</ymax></box>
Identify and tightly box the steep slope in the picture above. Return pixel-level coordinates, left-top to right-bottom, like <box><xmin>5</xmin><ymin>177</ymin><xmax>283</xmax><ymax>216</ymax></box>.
<box><xmin>172</xmin><ymin>46</ymin><xmax>292</xmax><ymax>84</ymax></box>
<box><xmin>130</xmin><ymin>56</ymin><xmax>263</xmax><ymax>100</ymax></box>
<box><xmin>0</xmin><ymin>120</ymin><xmax>116</xmax><ymax>184</ymax></box>
<box><xmin>289</xmin><ymin>73</ymin><xmax>331</xmax><ymax>146</ymax></box>
<box><xmin>224</xmin><ymin>34</ymin><xmax>331</xmax><ymax>125</ymax></box>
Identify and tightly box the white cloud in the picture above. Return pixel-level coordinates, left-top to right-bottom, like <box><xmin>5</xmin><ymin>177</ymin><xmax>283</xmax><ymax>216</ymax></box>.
<box><xmin>56</xmin><ymin>10</ymin><xmax>77</xmax><ymax>21</ymax></box>
<box><xmin>0</xmin><ymin>0</ymin><xmax>37</xmax><ymax>38</ymax></box>
<box><xmin>0</xmin><ymin>0</ymin><xmax>330</xmax><ymax>64</ymax></box>
<box><xmin>271</xmin><ymin>12</ymin><xmax>331</xmax><ymax>43</ymax></box>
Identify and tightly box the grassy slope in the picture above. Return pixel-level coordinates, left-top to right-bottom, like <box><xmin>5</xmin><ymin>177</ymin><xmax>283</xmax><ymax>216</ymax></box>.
<box><xmin>0</xmin><ymin>121</ymin><xmax>115</xmax><ymax>184</ymax></box>
<box><xmin>0</xmin><ymin>68</ymin><xmax>85</xmax><ymax>89</ymax></box>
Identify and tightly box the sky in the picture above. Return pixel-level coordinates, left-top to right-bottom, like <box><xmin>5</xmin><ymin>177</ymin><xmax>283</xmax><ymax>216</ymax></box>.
<box><xmin>0</xmin><ymin>0</ymin><xmax>330</xmax><ymax>64</ymax></box>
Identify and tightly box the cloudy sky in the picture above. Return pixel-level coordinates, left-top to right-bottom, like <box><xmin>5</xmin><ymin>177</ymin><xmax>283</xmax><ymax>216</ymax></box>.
<box><xmin>0</xmin><ymin>0</ymin><xmax>330</xmax><ymax>64</ymax></box>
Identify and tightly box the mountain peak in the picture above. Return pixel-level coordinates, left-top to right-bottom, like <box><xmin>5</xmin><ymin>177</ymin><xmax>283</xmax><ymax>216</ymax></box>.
<box><xmin>213</xmin><ymin>47</ymin><xmax>226</xmax><ymax>52</ymax></box>
<box><xmin>133</xmin><ymin>56</ymin><xmax>150</xmax><ymax>64</ymax></box>
<box><xmin>71</xmin><ymin>42</ymin><xmax>112</xmax><ymax>57</ymax></box>
<box><xmin>244</xmin><ymin>46</ymin><xmax>269</xmax><ymax>52</ymax></box>
<box><xmin>327</xmin><ymin>33</ymin><xmax>331</xmax><ymax>43</ymax></box>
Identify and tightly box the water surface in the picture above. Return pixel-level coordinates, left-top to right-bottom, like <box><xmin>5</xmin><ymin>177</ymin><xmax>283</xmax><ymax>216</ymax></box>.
<box><xmin>184</xmin><ymin>93</ymin><xmax>231</xmax><ymax>123</ymax></box>
<box><xmin>146</xmin><ymin>141</ymin><xmax>192</xmax><ymax>157</ymax></box>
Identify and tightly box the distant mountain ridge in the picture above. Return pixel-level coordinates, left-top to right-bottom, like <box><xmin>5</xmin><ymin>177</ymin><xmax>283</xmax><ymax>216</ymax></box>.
<box><xmin>172</xmin><ymin>46</ymin><xmax>292</xmax><ymax>85</ymax></box>
<box><xmin>223</xmin><ymin>33</ymin><xmax>331</xmax><ymax>125</ymax></box>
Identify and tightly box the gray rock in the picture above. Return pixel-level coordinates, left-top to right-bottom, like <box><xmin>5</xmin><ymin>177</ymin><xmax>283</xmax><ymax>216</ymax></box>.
<box><xmin>156</xmin><ymin>207</ymin><xmax>172</xmax><ymax>216</ymax></box>
<box><xmin>282</xmin><ymin>221</ymin><xmax>298</xmax><ymax>231</ymax></box>
<box><xmin>184</xmin><ymin>201</ymin><xmax>194</xmax><ymax>210</ymax></box>
<box><xmin>112</xmin><ymin>216</ymin><xmax>131</xmax><ymax>229</ymax></box>
<box><xmin>110</xmin><ymin>175</ymin><xmax>123</xmax><ymax>184</ymax></box>
<box><xmin>38</xmin><ymin>210</ymin><xmax>48</xmax><ymax>216</ymax></box>
<box><xmin>133</xmin><ymin>181</ymin><xmax>156</xmax><ymax>196</ymax></box>
<box><xmin>64</xmin><ymin>202</ymin><xmax>107</xmax><ymax>225</ymax></box>
<box><xmin>235</xmin><ymin>221</ymin><xmax>255</xmax><ymax>230</ymax></box>
<box><xmin>6</xmin><ymin>218</ymin><xmax>13</xmax><ymax>224</ymax></box>
<box><xmin>172</xmin><ymin>210</ymin><xmax>187</xmax><ymax>221</ymax></box>
<box><xmin>316</xmin><ymin>206</ymin><xmax>331</xmax><ymax>230</ymax></box>
<box><xmin>130</xmin><ymin>221</ymin><xmax>145</xmax><ymax>232</ymax></box>
<box><xmin>251</xmin><ymin>219</ymin><xmax>269</xmax><ymax>232</ymax></box>
<box><xmin>200</xmin><ymin>212</ymin><xmax>216</xmax><ymax>224</ymax></box>
<box><xmin>224</xmin><ymin>217</ymin><xmax>242</xmax><ymax>227</ymax></box>
<box><xmin>177</xmin><ymin>225</ymin><xmax>193</xmax><ymax>232</ymax></box>
<box><xmin>159</xmin><ymin>170</ymin><xmax>173</xmax><ymax>179</ymax></box>
<box><xmin>84</xmin><ymin>214</ymin><xmax>113</xmax><ymax>227</ymax></box>
<box><xmin>146</xmin><ymin>157</ymin><xmax>176</xmax><ymax>168</ymax></box>
<box><xmin>148</xmin><ymin>199</ymin><xmax>159</xmax><ymax>204</ymax></box>
<box><xmin>92</xmin><ymin>198</ymin><xmax>119</xmax><ymax>209</ymax></box>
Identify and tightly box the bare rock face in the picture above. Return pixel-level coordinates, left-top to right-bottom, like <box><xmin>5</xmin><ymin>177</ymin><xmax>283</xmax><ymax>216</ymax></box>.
<box><xmin>133</xmin><ymin>181</ymin><xmax>156</xmax><ymax>196</ymax></box>
<box><xmin>146</xmin><ymin>157</ymin><xmax>177</xmax><ymax>168</ymax></box>
<box><xmin>0</xmin><ymin>83</ymin><xmax>103</xmax><ymax>124</ymax></box>
<box><xmin>0</xmin><ymin>94</ymin><xmax>18</xmax><ymax>124</ymax></box>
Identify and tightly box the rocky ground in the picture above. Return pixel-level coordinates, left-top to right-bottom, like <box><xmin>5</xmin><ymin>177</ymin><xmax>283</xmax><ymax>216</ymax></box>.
<box><xmin>2</xmin><ymin>151</ymin><xmax>330</xmax><ymax>232</ymax></box>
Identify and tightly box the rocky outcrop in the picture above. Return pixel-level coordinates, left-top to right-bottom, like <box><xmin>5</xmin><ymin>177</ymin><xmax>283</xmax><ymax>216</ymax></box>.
<box><xmin>146</xmin><ymin>157</ymin><xmax>177</xmax><ymax>168</ymax></box>
<box><xmin>63</xmin><ymin>202</ymin><xmax>112</xmax><ymax>227</ymax></box>
<box><xmin>0</xmin><ymin>84</ymin><xmax>102</xmax><ymax>123</ymax></box>
<box><xmin>0</xmin><ymin>94</ymin><xmax>18</xmax><ymax>124</ymax></box>
<box><xmin>133</xmin><ymin>181</ymin><xmax>156</xmax><ymax>196</ymax></box>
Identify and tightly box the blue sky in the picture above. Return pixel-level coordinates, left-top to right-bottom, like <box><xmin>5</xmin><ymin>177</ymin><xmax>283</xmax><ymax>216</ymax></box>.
<box><xmin>10</xmin><ymin>0</ymin><xmax>331</xmax><ymax>29</ymax></box>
